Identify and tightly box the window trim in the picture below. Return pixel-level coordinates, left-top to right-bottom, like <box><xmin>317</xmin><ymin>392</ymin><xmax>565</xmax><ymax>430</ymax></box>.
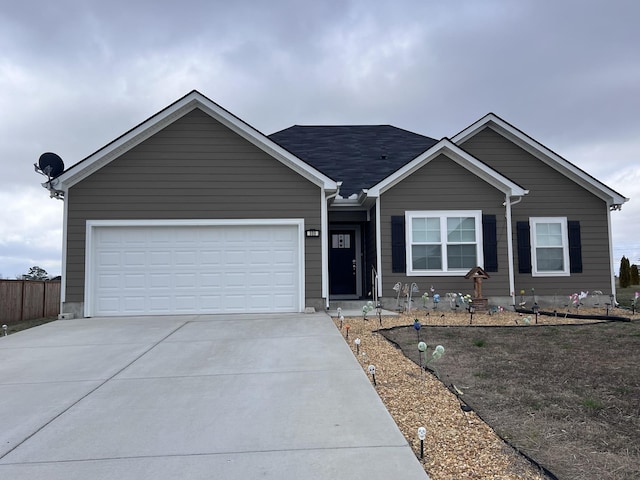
<box><xmin>405</xmin><ymin>210</ymin><xmax>483</xmax><ymax>276</ymax></box>
<box><xmin>530</xmin><ymin>217</ymin><xmax>570</xmax><ymax>277</ymax></box>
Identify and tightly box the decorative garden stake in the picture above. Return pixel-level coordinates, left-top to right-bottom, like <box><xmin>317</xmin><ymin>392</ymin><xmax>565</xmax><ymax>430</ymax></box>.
<box><xmin>468</xmin><ymin>304</ymin><xmax>475</xmax><ymax>325</ymax></box>
<box><xmin>413</xmin><ymin>319</ymin><xmax>421</xmax><ymax>341</ymax></box>
<box><xmin>432</xmin><ymin>293</ymin><xmax>440</xmax><ymax>310</ymax></box>
<box><xmin>2</xmin><ymin>324</ymin><xmax>7</xmax><ymax>336</ymax></box>
<box><xmin>344</xmin><ymin>324</ymin><xmax>350</xmax><ymax>339</ymax></box>
<box><xmin>407</xmin><ymin>283</ymin><xmax>419</xmax><ymax>311</ymax></box>
<box><xmin>418</xmin><ymin>341</ymin><xmax>427</xmax><ymax>370</ymax></box>
<box><xmin>339</xmin><ymin>315</ymin><xmax>344</xmax><ymax>329</ymax></box>
<box><xmin>417</xmin><ymin>426</ymin><xmax>426</xmax><ymax>459</ymax></box>
<box><xmin>368</xmin><ymin>364</ymin><xmax>377</xmax><ymax>386</ymax></box>
<box><xmin>532</xmin><ymin>303</ymin><xmax>540</xmax><ymax>324</ymax></box>
<box><xmin>393</xmin><ymin>282</ymin><xmax>402</xmax><ymax>309</ymax></box>
<box><xmin>376</xmin><ymin>303</ymin><xmax>383</xmax><ymax>326</ymax></box>
<box><xmin>362</xmin><ymin>301</ymin><xmax>374</xmax><ymax>319</ymax></box>
<box><xmin>354</xmin><ymin>337</ymin><xmax>361</xmax><ymax>355</ymax></box>
<box><xmin>421</xmin><ymin>292</ymin><xmax>429</xmax><ymax>308</ymax></box>
<box><xmin>427</xmin><ymin>345</ymin><xmax>445</xmax><ymax>378</ymax></box>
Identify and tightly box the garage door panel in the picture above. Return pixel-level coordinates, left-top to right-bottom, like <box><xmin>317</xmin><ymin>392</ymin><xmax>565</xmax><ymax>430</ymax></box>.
<box><xmin>123</xmin><ymin>274</ymin><xmax>144</xmax><ymax>288</ymax></box>
<box><xmin>97</xmin><ymin>296</ymin><xmax>120</xmax><ymax>314</ymax></box>
<box><xmin>274</xmin><ymin>272</ymin><xmax>295</xmax><ymax>287</ymax></box>
<box><xmin>124</xmin><ymin>297</ymin><xmax>146</xmax><ymax>312</ymax></box>
<box><xmin>149</xmin><ymin>251</ymin><xmax>171</xmax><ymax>266</ymax></box>
<box><xmin>150</xmin><ymin>274</ymin><xmax>171</xmax><ymax>288</ymax></box>
<box><xmin>90</xmin><ymin>224</ymin><xmax>301</xmax><ymax>316</ymax></box>
<box><xmin>200</xmin><ymin>250</ymin><xmax>221</xmax><ymax>265</ymax></box>
<box><xmin>97</xmin><ymin>273</ymin><xmax>120</xmax><ymax>289</ymax></box>
<box><xmin>124</xmin><ymin>252</ymin><xmax>145</xmax><ymax>266</ymax></box>
<box><xmin>273</xmin><ymin>294</ymin><xmax>296</xmax><ymax>309</ymax></box>
<box><xmin>200</xmin><ymin>273</ymin><xmax>222</xmax><ymax>287</ymax></box>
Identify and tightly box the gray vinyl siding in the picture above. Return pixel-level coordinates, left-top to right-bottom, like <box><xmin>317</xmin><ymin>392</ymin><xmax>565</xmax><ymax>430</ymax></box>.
<box><xmin>380</xmin><ymin>153</ymin><xmax>508</xmax><ymax>297</ymax></box>
<box><xmin>65</xmin><ymin>108</ymin><xmax>322</xmax><ymax>305</ymax></box>
<box><xmin>461</xmin><ymin>127</ymin><xmax>613</xmax><ymax>295</ymax></box>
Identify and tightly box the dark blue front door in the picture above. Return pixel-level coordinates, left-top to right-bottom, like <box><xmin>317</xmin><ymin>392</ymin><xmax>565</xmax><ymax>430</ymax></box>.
<box><xmin>329</xmin><ymin>229</ymin><xmax>357</xmax><ymax>295</ymax></box>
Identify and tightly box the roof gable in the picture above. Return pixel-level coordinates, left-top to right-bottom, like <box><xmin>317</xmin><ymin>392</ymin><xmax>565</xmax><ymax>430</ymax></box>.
<box><xmin>368</xmin><ymin>138</ymin><xmax>528</xmax><ymax>198</ymax></box>
<box><xmin>269</xmin><ymin>125</ymin><xmax>437</xmax><ymax>197</ymax></box>
<box><xmin>55</xmin><ymin>91</ymin><xmax>337</xmax><ymax>192</ymax></box>
<box><xmin>452</xmin><ymin>113</ymin><xmax>628</xmax><ymax>209</ymax></box>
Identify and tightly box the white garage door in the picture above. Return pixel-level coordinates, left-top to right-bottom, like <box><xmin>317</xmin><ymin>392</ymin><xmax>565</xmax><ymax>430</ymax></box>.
<box><xmin>87</xmin><ymin>222</ymin><xmax>302</xmax><ymax>316</ymax></box>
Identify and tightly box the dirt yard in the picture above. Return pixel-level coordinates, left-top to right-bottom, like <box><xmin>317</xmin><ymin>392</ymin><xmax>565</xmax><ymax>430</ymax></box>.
<box><xmin>336</xmin><ymin>307</ymin><xmax>639</xmax><ymax>480</ymax></box>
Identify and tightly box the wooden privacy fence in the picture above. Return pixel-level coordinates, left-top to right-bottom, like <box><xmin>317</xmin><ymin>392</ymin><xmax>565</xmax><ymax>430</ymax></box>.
<box><xmin>0</xmin><ymin>279</ymin><xmax>61</xmax><ymax>324</ymax></box>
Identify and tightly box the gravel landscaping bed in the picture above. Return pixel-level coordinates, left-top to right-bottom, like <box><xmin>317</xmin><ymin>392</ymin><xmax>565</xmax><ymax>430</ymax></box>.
<box><xmin>334</xmin><ymin>308</ymin><xmax>638</xmax><ymax>480</ymax></box>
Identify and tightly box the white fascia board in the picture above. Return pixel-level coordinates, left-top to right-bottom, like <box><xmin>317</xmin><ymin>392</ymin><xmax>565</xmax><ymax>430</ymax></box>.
<box><xmin>367</xmin><ymin>138</ymin><xmax>527</xmax><ymax>198</ymax></box>
<box><xmin>452</xmin><ymin>114</ymin><xmax>629</xmax><ymax>208</ymax></box>
<box><xmin>57</xmin><ymin>91</ymin><xmax>337</xmax><ymax>192</ymax></box>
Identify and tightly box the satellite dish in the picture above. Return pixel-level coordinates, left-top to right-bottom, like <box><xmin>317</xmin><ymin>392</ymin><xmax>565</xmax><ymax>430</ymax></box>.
<box><xmin>37</xmin><ymin>152</ymin><xmax>65</xmax><ymax>178</ymax></box>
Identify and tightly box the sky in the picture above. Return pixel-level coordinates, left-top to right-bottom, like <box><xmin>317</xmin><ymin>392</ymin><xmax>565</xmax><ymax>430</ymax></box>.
<box><xmin>1</xmin><ymin>0</ymin><xmax>638</xmax><ymax>279</ymax></box>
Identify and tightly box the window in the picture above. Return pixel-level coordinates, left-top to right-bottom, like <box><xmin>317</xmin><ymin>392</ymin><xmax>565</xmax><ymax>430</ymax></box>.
<box><xmin>530</xmin><ymin>217</ymin><xmax>570</xmax><ymax>276</ymax></box>
<box><xmin>406</xmin><ymin>211</ymin><xmax>483</xmax><ymax>275</ymax></box>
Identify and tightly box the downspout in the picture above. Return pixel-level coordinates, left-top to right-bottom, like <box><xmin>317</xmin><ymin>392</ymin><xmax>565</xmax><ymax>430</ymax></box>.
<box><xmin>504</xmin><ymin>194</ymin><xmax>524</xmax><ymax>306</ymax></box>
<box><xmin>607</xmin><ymin>205</ymin><xmax>617</xmax><ymax>303</ymax></box>
<box><xmin>323</xmin><ymin>182</ymin><xmax>342</xmax><ymax>309</ymax></box>
<box><xmin>375</xmin><ymin>196</ymin><xmax>382</xmax><ymax>300</ymax></box>
<box><xmin>60</xmin><ymin>187</ymin><xmax>69</xmax><ymax>316</ymax></box>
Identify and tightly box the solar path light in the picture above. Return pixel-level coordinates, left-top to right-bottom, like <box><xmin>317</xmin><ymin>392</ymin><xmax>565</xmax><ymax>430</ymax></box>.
<box><xmin>417</xmin><ymin>426</ymin><xmax>426</xmax><ymax>459</ymax></box>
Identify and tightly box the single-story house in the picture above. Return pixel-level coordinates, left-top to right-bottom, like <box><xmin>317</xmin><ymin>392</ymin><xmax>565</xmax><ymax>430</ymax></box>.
<box><xmin>44</xmin><ymin>90</ymin><xmax>628</xmax><ymax>317</ymax></box>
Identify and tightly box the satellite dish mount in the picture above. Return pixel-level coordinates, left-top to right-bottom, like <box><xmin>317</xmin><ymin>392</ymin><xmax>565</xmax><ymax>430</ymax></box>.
<box><xmin>34</xmin><ymin>152</ymin><xmax>65</xmax><ymax>200</ymax></box>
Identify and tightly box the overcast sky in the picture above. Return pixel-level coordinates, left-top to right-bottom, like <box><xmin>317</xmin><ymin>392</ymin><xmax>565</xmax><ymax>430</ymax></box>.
<box><xmin>1</xmin><ymin>0</ymin><xmax>638</xmax><ymax>279</ymax></box>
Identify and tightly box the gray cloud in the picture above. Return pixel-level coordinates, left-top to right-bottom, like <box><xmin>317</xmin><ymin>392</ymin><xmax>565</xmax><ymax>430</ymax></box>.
<box><xmin>1</xmin><ymin>0</ymin><xmax>638</xmax><ymax>276</ymax></box>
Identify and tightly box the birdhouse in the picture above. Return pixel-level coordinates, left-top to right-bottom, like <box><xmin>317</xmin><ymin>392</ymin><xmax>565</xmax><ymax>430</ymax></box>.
<box><xmin>464</xmin><ymin>267</ymin><xmax>490</xmax><ymax>311</ymax></box>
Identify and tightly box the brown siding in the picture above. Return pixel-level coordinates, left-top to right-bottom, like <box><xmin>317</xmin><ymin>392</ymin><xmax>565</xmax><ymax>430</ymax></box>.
<box><xmin>66</xmin><ymin>108</ymin><xmax>322</xmax><ymax>305</ymax></box>
<box><xmin>380</xmin><ymin>154</ymin><xmax>508</xmax><ymax>297</ymax></box>
<box><xmin>461</xmin><ymin>127</ymin><xmax>612</xmax><ymax>295</ymax></box>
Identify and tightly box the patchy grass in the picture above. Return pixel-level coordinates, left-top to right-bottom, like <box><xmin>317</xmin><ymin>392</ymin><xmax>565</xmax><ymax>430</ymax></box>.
<box><xmin>1</xmin><ymin>317</ymin><xmax>57</xmax><ymax>335</ymax></box>
<box><xmin>382</xmin><ymin>319</ymin><xmax>640</xmax><ymax>480</ymax></box>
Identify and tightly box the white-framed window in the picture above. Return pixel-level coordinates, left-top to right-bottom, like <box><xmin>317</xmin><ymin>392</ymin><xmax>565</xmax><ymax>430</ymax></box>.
<box><xmin>405</xmin><ymin>210</ymin><xmax>483</xmax><ymax>276</ymax></box>
<box><xmin>530</xmin><ymin>217</ymin><xmax>570</xmax><ymax>276</ymax></box>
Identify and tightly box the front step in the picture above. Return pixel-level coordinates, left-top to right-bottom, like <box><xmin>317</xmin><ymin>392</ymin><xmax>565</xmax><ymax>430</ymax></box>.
<box><xmin>327</xmin><ymin>300</ymin><xmax>399</xmax><ymax>318</ymax></box>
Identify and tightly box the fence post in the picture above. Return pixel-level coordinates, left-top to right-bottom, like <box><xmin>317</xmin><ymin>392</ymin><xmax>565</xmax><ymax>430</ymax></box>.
<box><xmin>20</xmin><ymin>280</ymin><xmax>26</xmax><ymax>321</ymax></box>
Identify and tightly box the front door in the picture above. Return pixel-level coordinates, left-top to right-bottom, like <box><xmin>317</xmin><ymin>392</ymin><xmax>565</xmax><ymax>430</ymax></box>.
<box><xmin>329</xmin><ymin>229</ymin><xmax>358</xmax><ymax>296</ymax></box>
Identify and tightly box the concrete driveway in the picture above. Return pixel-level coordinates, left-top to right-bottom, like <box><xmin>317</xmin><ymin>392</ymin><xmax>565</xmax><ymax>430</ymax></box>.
<box><xmin>0</xmin><ymin>313</ymin><xmax>428</xmax><ymax>479</ymax></box>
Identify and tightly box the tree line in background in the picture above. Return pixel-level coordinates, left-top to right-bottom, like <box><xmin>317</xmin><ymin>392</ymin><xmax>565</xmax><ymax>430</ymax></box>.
<box><xmin>0</xmin><ymin>266</ymin><xmax>55</xmax><ymax>281</ymax></box>
<box><xmin>619</xmin><ymin>256</ymin><xmax>640</xmax><ymax>288</ymax></box>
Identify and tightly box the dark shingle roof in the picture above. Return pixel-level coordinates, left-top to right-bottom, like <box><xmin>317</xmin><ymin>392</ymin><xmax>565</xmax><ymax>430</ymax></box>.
<box><xmin>269</xmin><ymin>125</ymin><xmax>438</xmax><ymax>197</ymax></box>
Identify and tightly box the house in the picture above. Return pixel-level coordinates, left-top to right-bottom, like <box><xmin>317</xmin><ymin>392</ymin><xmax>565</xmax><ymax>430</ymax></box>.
<box><xmin>46</xmin><ymin>90</ymin><xmax>628</xmax><ymax>318</ymax></box>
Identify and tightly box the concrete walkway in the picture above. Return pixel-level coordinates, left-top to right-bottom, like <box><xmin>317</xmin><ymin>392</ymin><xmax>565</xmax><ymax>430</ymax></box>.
<box><xmin>0</xmin><ymin>313</ymin><xmax>428</xmax><ymax>479</ymax></box>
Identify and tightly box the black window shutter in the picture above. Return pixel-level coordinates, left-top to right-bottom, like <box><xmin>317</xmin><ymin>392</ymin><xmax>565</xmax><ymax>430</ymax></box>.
<box><xmin>391</xmin><ymin>216</ymin><xmax>406</xmax><ymax>273</ymax></box>
<box><xmin>568</xmin><ymin>220</ymin><xmax>583</xmax><ymax>273</ymax></box>
<box><xmin>516</xmin><ymin>221</ymin><xmax>532</xmax><ymax>274</ymax></box>
<box><xmin>482</xmin><ymin>214</ymin><xmax>498</xmax><ymax>272</ymax></box>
